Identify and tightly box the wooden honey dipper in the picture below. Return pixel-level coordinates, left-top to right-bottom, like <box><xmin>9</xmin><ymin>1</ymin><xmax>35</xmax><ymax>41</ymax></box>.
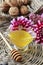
<box><xmin>0</xmin><ymin>32</ymin><xmax>22</xmax><ymax>62</ymax></box>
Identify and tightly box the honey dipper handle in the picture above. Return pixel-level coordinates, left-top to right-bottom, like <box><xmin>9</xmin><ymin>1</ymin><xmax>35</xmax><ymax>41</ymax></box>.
<box><xmin>0</xmin><ymin>32</ymin><xmax>12</xmax><ymax>51</ymax></box>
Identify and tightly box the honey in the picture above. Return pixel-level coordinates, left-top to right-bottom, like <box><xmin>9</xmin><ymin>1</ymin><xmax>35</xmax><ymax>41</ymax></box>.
<box><xmin>8</xmin><ymin>30</ymin><xmax>33</xmax><ymax>48</ymax></box>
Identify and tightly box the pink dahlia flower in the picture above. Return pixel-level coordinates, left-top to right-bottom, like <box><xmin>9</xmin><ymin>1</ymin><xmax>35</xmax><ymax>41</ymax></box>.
<box><xmin>32</xmin><ymin>20</ymin><xmax>43</xmax><ymax>45</ymax></box>
<box><xmin>9</xmin><ymin>16</ymin><xmax>33</xmax><ymax>31</ymax></box>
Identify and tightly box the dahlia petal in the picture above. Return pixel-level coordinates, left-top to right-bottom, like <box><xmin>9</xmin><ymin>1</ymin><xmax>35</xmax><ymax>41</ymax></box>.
<box><xmin>11</xmin><ymin>19</ymin><xmax>16</xmax><ymax>24</ymax></box>
<box><xmin>42</xmin><ymin>25</ymin><xmax>43</xmax><ymax>27</ymax></box>
<box><xmin>24</xmin><ymin>18</ymin><xmax>28</xmax><ymax>22</ymax></box>
<box><xmin>9</xmin><ymin>24</ymin><xmax>13</xmax><ymax>29</ymax></box>
<box><xmin>33</xmin><ymin>28</ymin><xmax>38</xmax><ymax>32</ymax></box>
<box><xmin>17</xmin><ymin>16</ymin><xmax>25</xmax><ymax>21</ymax></box>
<box><xmin>41</xmin><ymin>13</ymin><xmax>43</xmax><ymax>18</ymax></box>
<box><xmin>14</xmin><ymin>27</ymin><xmax>18</xmax><ymax>30</ymax></box>
<box><xmin>35</xmin><ymin>40</ymin><xmax>40</xmax><ymax>43</ymax></box>
<box><xmin>13</xmin><ymin>23</ymin><xmax>18</xmax><ymax>27</ymax></box>
<box><xmin>9</xmin><ymin>24</ymin><xmax>14</xmax><ymax>31</ymax></box>
<box><xmin>38</xmin><ymin>20</ymin><xmax>41</xmax><ymax>25</ymax></box>
<box><xmin>29</xmin><ymin>13</ymin><xmax>35</xmax><ymax>18</ymax></box>
<box><xmin>36</xmin><ymin>37</ymin><xmax>40</xmax><ymax>39</ymax></box>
